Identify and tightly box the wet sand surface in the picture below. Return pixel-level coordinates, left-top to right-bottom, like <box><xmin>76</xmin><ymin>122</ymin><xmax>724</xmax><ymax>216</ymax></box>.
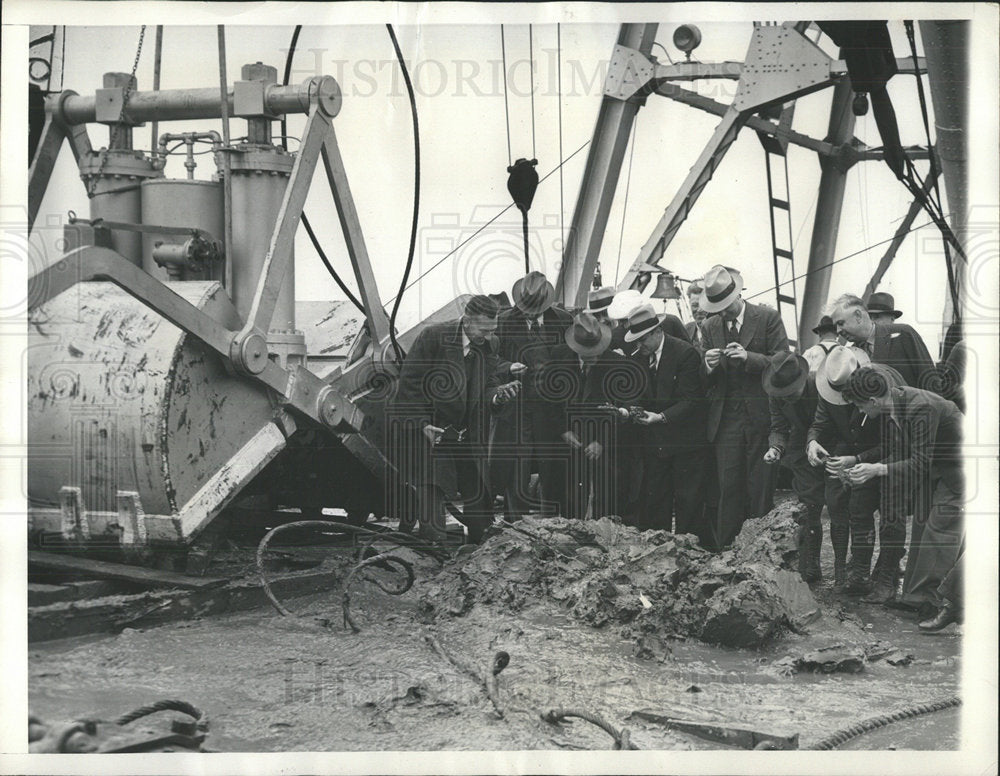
<box><xmin>29</xmin><ymin>514</ymin><xmax>961</xmax><ymax>752</ymax></box>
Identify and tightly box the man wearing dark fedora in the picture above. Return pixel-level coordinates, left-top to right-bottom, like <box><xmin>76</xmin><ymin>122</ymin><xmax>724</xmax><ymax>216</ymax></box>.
<box><xmin>698</xmin><ymin>265</ymin><xmax>790</xmax><ymax>550</ymax></box>
<box><xmin>762</xmin><ymin>352</ymin><xmax>838</xmax><ymax>584</ymax></box>
<box><xmin>802</xmin><ymin>315</ymin><xmax>840</xmax><ymax>375</ymax></box>
<box><xmin>624</xmin><ymin>304</ymin><xmax>709</xmax><ymax>541</ymax></box>
<box><xmin>536</xmin><ymin>312</ymin><xmax>641</xmax><ymax>520</ymax></box>
<box><xmin>866</xmin><ymin>291</ymin><xmax>904</xmax><ymax>326</ymax></box>
<box><xmin>494</xmin><ymin>271</ymin><xmax>573</xmax><ymax>519</ymax></box>
<box><xmin>390</xmin><ymin>295</ymin><xmax>520</xmax><ymax>544</ymax></box>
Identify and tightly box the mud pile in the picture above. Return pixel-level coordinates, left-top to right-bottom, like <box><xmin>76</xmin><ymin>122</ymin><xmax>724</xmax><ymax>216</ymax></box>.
<box><xmin>419</xmin><ymin>501</ymin><xmax>820</xmax><ymax>649</ymax></box>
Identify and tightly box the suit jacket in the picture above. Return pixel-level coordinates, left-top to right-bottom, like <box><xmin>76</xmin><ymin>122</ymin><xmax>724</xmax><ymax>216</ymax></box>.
<box><xmin>631</xmin><ymin>330</ymin><xmax>705</xmax><ymax>455</ymax></box>
<box><xmin>496</xmin><ymin>304</ymin><xmax>572</xmax><ymax>405</ymax></box>
<box><xmin>391</xmin><ymin>320</ymin><xmax>501</xmax><ymax>491</ymax></box>
<box><xmin>880</xmin><ymin>386</ymin><xmax>964</xmax><ymax>516</ymax></box>
<box><xmin>685</xmin><ymin>320</ymin><xmax>708</xmax><ymax>353</ymax></box>
<box><xmin>867</xmin><ymin>322</ymin><xmax>940</xmax><ymax>393</ymax></box>
<box><xmin>701</xmin><ymin>301</ymin><xmax>790</xmax><ymax>441</ymax></box>
<box><xmin>535</xmin><ymin>345</ymin><xmax>642</xmax><ymax>445</ymax></box>
<box><xmin>768</xmin><ymin>377</ymin><xmax>820</xmax><ymax>463</ymax></box>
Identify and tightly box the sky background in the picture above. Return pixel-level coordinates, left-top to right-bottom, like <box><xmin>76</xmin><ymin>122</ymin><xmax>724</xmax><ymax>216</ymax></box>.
<box><xmin>26</xmin><ymin>18</ymin><xmax>973</xmax><ymax>354</ymax></box>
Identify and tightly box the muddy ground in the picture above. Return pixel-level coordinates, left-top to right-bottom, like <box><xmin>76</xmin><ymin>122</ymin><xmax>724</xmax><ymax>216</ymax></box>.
<box><xmin>29</xmin><ymin>502</ymin><xmax>961</xmax><ymax>752</ymax></box>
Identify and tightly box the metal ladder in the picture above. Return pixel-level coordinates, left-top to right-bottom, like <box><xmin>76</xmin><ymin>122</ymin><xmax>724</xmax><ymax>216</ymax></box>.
<box><xmin>759</xmin><ymin>113</ymin><xmax>800</xmax><ymax>350</ymax></box>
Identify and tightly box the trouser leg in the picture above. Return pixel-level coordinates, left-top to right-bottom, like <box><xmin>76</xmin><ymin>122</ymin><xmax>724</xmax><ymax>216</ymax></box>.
<box><xmin>714</xmin><ymin>418</ymin><xmax>747</xmax><ymax>549</ymax></box>
<box><xmin>744</xmin><ymin>424</ymin><xmax>775</xmax><ymax>519</ymax></box>
<box><xmin>789</xmin><ymin>454</ymin><xmax>824</xmax><ymax>581</ymax></box>
<box><xmin>634</xmin><ymin>455</ymin><xmax>672</xmax><ymax>531</ymax></box>
<box><xmin>900</xmin><ymin>480</ymin><xmax>964</xmax><ymax>610</ymax></box>
<box><xmin>843</xmin><ymin>478</ymin><xmax>879</xmax><ymax>593</ymax></box>
<box><xmin>455</xmin><ymin>457</ymin><xmax>494</xmax><ymax>543</ymax></box>
<box><xmin>415</xmin><ymin>484</ymin><xmax>448</xmax><ymax>543</ymax></box>
<box><xmin>825</xmin><ymin>475</ymin><xmax>851</xmax><ymax>582</ymax></box>
<box><xmin>673</xmin><ymin>447</ymin><xmax>709</xmax><ymax>541</ymax></box>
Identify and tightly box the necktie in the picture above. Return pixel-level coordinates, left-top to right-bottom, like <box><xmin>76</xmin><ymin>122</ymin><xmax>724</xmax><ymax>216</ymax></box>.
<box><xmin>728</xmin><ymin>319</ymin><xmax>740</xmax><ymax>344</ymax></box>
<box><xmin>648</xmin><ymin>351</ymin><xmax>657</xmax><ymax>374</ymax></box>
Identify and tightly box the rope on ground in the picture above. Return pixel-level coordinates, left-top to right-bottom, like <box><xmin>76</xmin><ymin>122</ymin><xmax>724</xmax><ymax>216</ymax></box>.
<box><xmin>810</xmin><ymin>695</ymin><xmax>961</xmax><ymax>750</ymax></box>
<box><xmin>341</xmin><ymin>551</ymin><xmax>414</xmax><ymax>633</ymax></box>
<box><xmin>115</xmin><ymin>699</ymin><xmax>204</xmax><ymax>728</ymax></box>
<box><xmin>256</xmin><ymin>519</ymin><xmax>445</xmax><ymax>619</ymax></box>
<box><xmin>541</xmin><ymin>708</ymin><xmax>639</xmax><ymax>750</ymax></box>
<box><xmin>424</xmin><ymin>632</ymin><xmax>508</xmax><ymax>718</ymax></box>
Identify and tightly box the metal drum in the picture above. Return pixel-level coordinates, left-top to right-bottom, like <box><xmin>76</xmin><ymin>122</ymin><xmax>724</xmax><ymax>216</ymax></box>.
<box><xmin>26</xmin><ymin>281</ymin><xmax>287</xmax><ymax>549</ymax></box>
<box><xmin>140</xmin><ymin>179</ymin><xmax>225</xmax><ymax>282</ymax></box>
<box><xmin>78</xmin><ymin>150</ymin><xmax>162</xmax><ymax>265</ymax></box>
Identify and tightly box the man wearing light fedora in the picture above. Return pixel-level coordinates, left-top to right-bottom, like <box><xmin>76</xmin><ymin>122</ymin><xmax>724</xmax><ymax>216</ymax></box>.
<box><xmin>866</xmin><ymin>291</ymin><xmax>904</xmax><ymax>326</ymax></box>
<box><xmin>763</xmin><ymin>352</ymin><xmax>837</xmax><ymax>584</ymax></box>
<box><xmin>586</xmin><ymin>286</ymin><xmax>615</xmax><ymax>323</ymax></box>
<box><xmin>809</xmin><ymin>346</ymin><xmax>906</xmax><ymax>596</ymax></box>
<box><xmin>535</xmin><ymin>312</ymin><xmax>642</xmax><ymax>520</ymax></box>
<box><xmin>624</xmin><ymin>305</ymin><xmax>709</xmax><ymax>541</ymax></box>
<box><xmin>494</xmin><ymin>271</ymin><xmax>573</xmax><ymax>519</ymax></box>
<box><xmin>698</xmin><ymin>265</ymin><xmax>790</xmax><ymax>550</ymax></box>
<box><xmin>606</xmin><ymin>289</ymin><xmax>645</xmax><ymax>357</ymax></box>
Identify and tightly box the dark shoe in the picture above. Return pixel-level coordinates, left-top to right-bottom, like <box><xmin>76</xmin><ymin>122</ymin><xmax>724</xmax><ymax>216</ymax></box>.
<box><xmin>844</xmin><ymin>572</ymin><xmax>873</xmax><ymax>597</ymax></box>
<box><xmin>918</xmin><ymin>604</ymin><xmax>961</xmax><ymax>632</ymax></box>
<box><xmin>862</xmin><ymin>577</ymin><xmax>897</xmax><ymax>604</ymax></box>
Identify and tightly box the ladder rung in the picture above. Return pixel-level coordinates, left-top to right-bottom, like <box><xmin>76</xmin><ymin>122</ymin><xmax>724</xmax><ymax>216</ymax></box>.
<box><xmin>770</xmin><ymin>197</ymin><xmax>790</xmax><ymax>210</ymax></box>
<box><xmin>774</xmin><ymin>248</ymin><xmax>794</xmax><ymax>260</ymax></box>
<box><xmin>778</xmin><ymin>294</ymin><xmax>796</xmax><ymax>305</ymax></box>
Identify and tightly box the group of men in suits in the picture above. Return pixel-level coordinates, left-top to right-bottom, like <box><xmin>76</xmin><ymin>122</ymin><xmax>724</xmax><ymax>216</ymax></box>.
<box><xmin>388</xmin><ymin>268</ymin><xmax>963</xmax><ymax>630</ymax></box>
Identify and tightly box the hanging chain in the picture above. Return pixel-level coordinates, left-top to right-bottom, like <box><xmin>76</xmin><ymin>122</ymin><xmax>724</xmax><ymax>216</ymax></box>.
<box><xmin>87</xmin><ymin>25</ymin><xmax>147</xmax><ymax>197</ymax></box>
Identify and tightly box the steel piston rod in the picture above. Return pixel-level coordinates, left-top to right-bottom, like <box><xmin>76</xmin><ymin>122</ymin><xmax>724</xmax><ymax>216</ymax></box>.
<box><xmin>52</xmin><ymin>77</ymin><xmax>342</xmax><ymax>125</ymax></box>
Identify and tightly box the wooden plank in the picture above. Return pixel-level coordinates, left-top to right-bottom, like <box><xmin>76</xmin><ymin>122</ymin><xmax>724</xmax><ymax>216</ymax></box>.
<box><xmin>630</xmin><ymin>710</ymin><xmax>799</xmax><ymax>750</ymax></box>
<box><xmin>29</xmin><ymin>562</ymin><xmax>342</xmax><ymax>643</ymax></box>
<box><xmin>28</xmin><ymin>551</ymin><xmax>228</xmax><ymax>590</ymax></box>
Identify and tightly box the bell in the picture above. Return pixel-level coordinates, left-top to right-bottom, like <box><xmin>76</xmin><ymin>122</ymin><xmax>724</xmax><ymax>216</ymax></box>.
<box><xmin>651</xmin><ymin>272</ymin><xmax>681</xmax><ymax>300</ymax></box>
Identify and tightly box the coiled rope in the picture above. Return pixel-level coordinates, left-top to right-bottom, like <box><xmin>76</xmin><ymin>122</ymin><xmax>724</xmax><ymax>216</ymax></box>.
<box><xmin>811</xmin><ymin>695</ymin><xmax>961</xmax><ymax>750</ymax></box>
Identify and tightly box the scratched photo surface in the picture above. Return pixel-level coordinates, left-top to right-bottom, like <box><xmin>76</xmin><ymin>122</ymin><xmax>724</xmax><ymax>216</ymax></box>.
<box><xmin>2</xmin><ymin>3</ymin><xmax>998</xmax><ymax>775</ymax></box>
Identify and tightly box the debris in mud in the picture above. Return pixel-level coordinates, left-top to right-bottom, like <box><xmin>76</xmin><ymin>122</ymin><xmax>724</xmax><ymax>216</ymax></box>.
<box><xmin>629</xmin><ymin>710</ymin><xmax>800</xmax><ymax>750</ymax></box>
<box><xmin>419</xmin><ymin>500</ymin><xmax>818</xmax><ymax>649</ymax></box>
<box><xmin>770</xmin><ymin>644</ymin><xmax>866</xmax><ymax>676</ymax></box>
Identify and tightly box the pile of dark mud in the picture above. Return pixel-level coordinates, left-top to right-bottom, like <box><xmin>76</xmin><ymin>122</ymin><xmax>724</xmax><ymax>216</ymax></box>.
<box><xmin>419</xmin><ymin>501</ymin><xmax>820</xmax><ymax>650</ymax></box>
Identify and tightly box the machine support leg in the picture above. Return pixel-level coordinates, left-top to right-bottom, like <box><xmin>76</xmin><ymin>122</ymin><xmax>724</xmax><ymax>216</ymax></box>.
<box><xmin>555</xmin><ymin>23</ymin><xmax>658</xmax><ymax>308</ymax></box>
<box><xmin>620</xmin><ymin>107</ymin><xmax>746</xmax><ymax>290</ymax></box>
<box><xmin>796</xmin><ymin>76</ymin><xmax>856</xmax><ymax>349</ymax></box>
<box><xmin>320</xmin><ymin>127</ymin><xmax>392</xmax><ymax>344</ymax></box>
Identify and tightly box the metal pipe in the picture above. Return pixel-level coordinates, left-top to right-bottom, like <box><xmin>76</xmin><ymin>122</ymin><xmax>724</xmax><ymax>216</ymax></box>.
<box><xmin>150</xmin><ymin>25</ymin><xmax>162</xmax><ymax>153</ymax></box>
<box><xmin>919</xmin><ymin>20</ymin><xmax>969</xmax><ymax>330</ymax></box>
<box><xmin>796</xmin><ymin>75</ymin><xmax>856</xmax><ymax>349</ymax></box>
<box><xmin>54</xmin><ymin>80</ymin><xmax>339</xmax><ymax>125</ymax></box>
<box><xmin>217</xmin><ymin>25</ymin><xmax>234</xmax><ymax>296</ymax></box>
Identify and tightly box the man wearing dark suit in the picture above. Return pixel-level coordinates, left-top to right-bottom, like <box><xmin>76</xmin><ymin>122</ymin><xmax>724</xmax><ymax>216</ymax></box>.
<box><xmin>842</xmin><ymin>367</ymin><xmax>965</xmax><ymax>618</ymax></box>
<box><xmin>830</xmin><ymin>293</ymin><xmax>939</xmax><ymax>393</ymax></box>
<box><xmin>807</xmin><ymin>346</ymin><xmax>883</xmax><ymax>594</ymax></box>
<box><xmin>493</xmin><ymin>271</ymin><xmax>573</xmax><ymax>518</ymax></box>
<box><xmin>536</xmin><ymin>313</ymin><xmax>642</xmax><ymax>520</ymax></box>
<box><xmin>830</xmin><ymin>292</ymin><xmax>941</xmax><ymax>599</ymax></box>
<box><xmin>624</xmin><ymin>305</ymin><xmax>709</xmax><ymax>542</ymax></box>
<box><xmin>685</xmin><ymin>281</ymin><xmax>709</xmax><ymax>354</ymax></box>
<box><xmin>698</xmin><ymin>265</ymin><xmax>790</xmax><ymax>550</ymax></box>
<box><xmin>762</xmin><ymin>352</ymin><xmax>830</xmax><ymax>583</ymax></box>
<box><xmin>390</xmin><ymin>295</ymin><xmax>520</xmax><ymax>543</ymax></box>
